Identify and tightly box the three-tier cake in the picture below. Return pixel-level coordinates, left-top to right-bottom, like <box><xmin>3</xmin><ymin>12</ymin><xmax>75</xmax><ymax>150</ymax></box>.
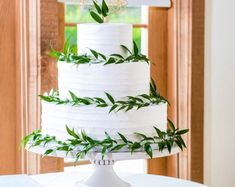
<box><xmin>41</xmin><ymin>23</ymin><xmax>168</xmax><ymax>141</ymax></box>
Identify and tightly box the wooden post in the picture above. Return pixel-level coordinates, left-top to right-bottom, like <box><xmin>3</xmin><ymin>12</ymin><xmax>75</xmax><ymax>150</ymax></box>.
<box><xmin>147</xmin><ymin>7</ymin><xmax>168</xmax><ymax>176</ymax></box>
<box><xmin>0</xmin><ymin>0</ymin><xmax>17</xmax><ymax>175</ymax></box>
<box><xmin>39</xmin><ymin>0</ymin><xmax>65</xmax><ymax>173</ymax></box>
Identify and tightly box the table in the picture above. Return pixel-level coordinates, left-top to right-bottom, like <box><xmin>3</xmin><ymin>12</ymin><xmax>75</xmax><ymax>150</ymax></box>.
<box><xmin>30</xmin><ymin>171</ymin><xmax>208</xmax><ymax>187</ymax></box>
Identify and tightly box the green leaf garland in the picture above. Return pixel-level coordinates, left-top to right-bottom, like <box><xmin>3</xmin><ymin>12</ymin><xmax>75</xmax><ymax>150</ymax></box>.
<box><xmin>22</xmin><ymin>123</ymin><xmax>189</xmax><ymax>161</ymax></box>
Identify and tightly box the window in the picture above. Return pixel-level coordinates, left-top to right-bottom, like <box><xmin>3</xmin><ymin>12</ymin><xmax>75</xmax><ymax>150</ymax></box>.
<box><xmin>64</xmin><ymin>5</ymin><xmax>148</xmax><ymax>51</ymax></box>
<box><xmin>63</xmin><ymin>4</ymin><xmax>149</xmax><ymax>173</ymax></box>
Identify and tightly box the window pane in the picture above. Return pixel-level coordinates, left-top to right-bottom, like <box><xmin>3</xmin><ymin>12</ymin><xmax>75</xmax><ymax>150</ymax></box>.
<box><xmin>65</xmin><ymin>5</ymin><xmax>141</xmax><ymax>24</ymax></box>
<box><xmin>65</xmin><ymin>26</ymin><xmax>77</xmax><ymax>44</ymax></box>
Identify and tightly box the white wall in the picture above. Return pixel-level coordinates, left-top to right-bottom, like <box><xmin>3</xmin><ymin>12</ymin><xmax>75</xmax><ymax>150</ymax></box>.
<box><xmin>205</xmin><ymin>0</ymin><xmax>235</xmax><ymax>187</ymax></box>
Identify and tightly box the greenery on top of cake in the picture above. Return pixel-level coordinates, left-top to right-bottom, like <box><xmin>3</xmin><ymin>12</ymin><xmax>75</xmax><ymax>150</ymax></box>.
<box><xmin>39</xmin><ymin>79</ymin><xmax>167</xmax><ymax>113</ymax></box>
<box><xmin>22</xmin><ymin>121</ymin><xmax>189</xmax><ymax>160</ymax></box>
<box><xmin>89</xmin><ymin>0</ymin><xmax>110</xmax><ymax>23</ymax></box>
<box><xmin>50</xmin><ymin>36</ymin><xmax>150</xmax><ymax>65</ymax></box>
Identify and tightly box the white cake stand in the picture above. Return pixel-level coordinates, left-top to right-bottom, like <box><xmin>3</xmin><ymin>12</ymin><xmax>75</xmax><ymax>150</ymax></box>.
<box><xmin>27</xmin><ymin>144</ymin><xmax>180</xmax><ymax>187</ymax></box>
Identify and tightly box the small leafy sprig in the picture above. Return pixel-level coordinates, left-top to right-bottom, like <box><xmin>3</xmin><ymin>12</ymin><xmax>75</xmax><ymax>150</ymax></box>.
<box><xmin>50</xmin><ymin>33</ymin><xmax>77</xmax><ymax>62</ymax></box>
<box><xmin>90</xmin><ymin>0</ymin><xmax>109</xmax><ymax>23</ymax></box>
<box><xmin>39</xmin><ymin>80</ymin><xmax>167</xmax><ymax>113</ymax></box>
<box><xmin>50</xmin><ymin>38</ymin><xmax>150</xmax><ymax>66</ymax></box>
<box><xmin>22</xmin><ymin>121</ymin><xmax>189</xmax><ymax>161</ymax></box>
<box><xmin>105</xmin><ymin>41</ymin><xmax>150</xmax><ymax>65</ymax></box>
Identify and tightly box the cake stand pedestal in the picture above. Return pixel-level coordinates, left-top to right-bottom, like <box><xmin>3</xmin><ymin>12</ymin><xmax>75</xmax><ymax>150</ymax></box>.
<box><xmin>27</xmin><ymin>145</ymin><xmax>179</xmax><ymax>187</ymax></box>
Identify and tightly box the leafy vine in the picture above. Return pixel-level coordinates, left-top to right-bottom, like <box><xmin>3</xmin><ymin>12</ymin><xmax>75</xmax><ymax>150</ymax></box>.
<box><xmin>40</xmin><ymin>80</ymin><xmax>167</xmax><ymax>113</ymax></box>
<box><xmin>22</xmin><ymin>121</ymin><xmax>189</xmax><ymax>161</ymax></box>
<box><xmin>50</xmin><ymin>35</ymin><xmax>150</xmax><ymax>65</ymax></box>
<box><xmin>89</xmin><ymin>0</ymin><xmax>110</xmax><ymax>23</ymax></box>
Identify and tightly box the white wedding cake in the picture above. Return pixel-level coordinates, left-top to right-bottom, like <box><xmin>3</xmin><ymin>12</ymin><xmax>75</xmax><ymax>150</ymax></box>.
<box><xmin>41</xmin><ymin>23</ymin><xmax>167</xmax><ymax>141</ymax></box>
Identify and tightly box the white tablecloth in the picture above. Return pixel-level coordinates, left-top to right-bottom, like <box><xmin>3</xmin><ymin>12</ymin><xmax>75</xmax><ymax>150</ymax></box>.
<box><xmin>31</xmin><ymin>171</ymin><xmax>208</xmax><ymax>187</ymax></box>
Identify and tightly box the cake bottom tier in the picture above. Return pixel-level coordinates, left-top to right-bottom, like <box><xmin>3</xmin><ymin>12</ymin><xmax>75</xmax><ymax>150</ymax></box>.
<box><xmin>41</xmin><ymin>102</ymin><xmax>167</xmax><ymax>141</ymax></box>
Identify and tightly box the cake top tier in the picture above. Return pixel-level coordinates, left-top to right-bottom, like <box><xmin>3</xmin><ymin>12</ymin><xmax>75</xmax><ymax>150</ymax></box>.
<box><xmin>77</xmin><ymin>23</ymin><xmax>133</xmax><ymax>57</ymax></box>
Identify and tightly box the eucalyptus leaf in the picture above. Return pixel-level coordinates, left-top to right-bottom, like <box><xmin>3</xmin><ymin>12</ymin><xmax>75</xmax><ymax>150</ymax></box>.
<box><xmin>105</xmin><ymin>92</ymin><xmax>115</xmax><ymax>104</ymax></box>
<box><xmin>93</xmin><ymin>0</ymin><xmax>102</xmax><ymax>14</ymax></box>
<box><xmin>101</xmin><ymin>0</ymin><xmax>109</xmax><ymax>17</ymax></box>
<box><xmin>90</xmin><ymin>11</ymin><xmax>104</xmax><ymax>23</ymax></box>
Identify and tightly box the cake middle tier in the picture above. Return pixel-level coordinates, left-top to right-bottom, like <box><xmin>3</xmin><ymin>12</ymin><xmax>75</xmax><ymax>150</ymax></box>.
<box><xmin>41</xmin><ymin>101</ymin><xmax>168</xmax><ymax>141</ymax></box>
<box><xmin>58</xmin><ymin>61</ymin><xmax>150</xmax><ymax>99</ymax></box>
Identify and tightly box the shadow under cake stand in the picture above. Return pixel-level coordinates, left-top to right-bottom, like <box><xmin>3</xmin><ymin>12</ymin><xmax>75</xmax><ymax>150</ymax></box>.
<box><xmin>27</xmin><ymin>144</ymin><xmax>180</xmax><ymax>187</ymax></box>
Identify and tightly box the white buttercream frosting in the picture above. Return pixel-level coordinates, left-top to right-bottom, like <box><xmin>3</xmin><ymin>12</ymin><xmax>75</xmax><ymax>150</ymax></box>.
<box><xmin>58</xmin><ymin>61</ymin><xmax>150</xmax><ymax>99</ymax></box>
<box><xmin>77</xmin><ymin>23</ymin><xmax>133</xmax><ymax>56</ymax></box>
<box><xmin>41</xmin><ymin>23</ymin><xmax>168</xmax><ymax>141</ymax></box>
<box><xmin>41</xmin><ymin>101</ymin><xmax>167</xmax><ymax>141</ymax></box>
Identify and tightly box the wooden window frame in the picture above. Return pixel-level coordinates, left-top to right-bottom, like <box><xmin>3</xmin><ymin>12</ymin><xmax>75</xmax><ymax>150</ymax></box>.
<box><xmin>148</xmin><ymin>0</ymin><xmax>204</xmax><ymax>183</ymax></box>
<box><xmin>0</xmin><ymin>0</ymin><xmax>204</xmax><ymax>180</ymax></box>
<box><xmin>14</xmin><ymin>0</ymin><xmax>64</xmax><ymax>174</ymax></box>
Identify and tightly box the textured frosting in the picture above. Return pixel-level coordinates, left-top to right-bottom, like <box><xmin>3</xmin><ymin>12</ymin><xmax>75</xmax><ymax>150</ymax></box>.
<box><xmin>58</xmin><ymin>61</ymin><xmax>150</xmax><ymax>99</ymax></box>
<box><xmin>77</xmin><ymin>23</ymin><xmax>133</xmax><ymax>56</ymax></box>
<box><xmin>41</xmin><ymin>23</ymin><xmax>168</xmax><ymax>141</ymax></box>
<box><xmin>41</xmin><ymin>101</ymin><xmax>168</xmax><ymax>141</ymax></box>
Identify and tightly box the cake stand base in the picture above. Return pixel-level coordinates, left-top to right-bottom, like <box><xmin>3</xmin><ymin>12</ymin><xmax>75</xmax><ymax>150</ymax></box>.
<box><xmin>76</xmin><ymin>160</ymin><xmax>131</xmax><ymax>187</ymax></box>
<box><xmin>27</xmin><ymin>144</ymin><xmax>180</xmax><ymax>187</ymax></box>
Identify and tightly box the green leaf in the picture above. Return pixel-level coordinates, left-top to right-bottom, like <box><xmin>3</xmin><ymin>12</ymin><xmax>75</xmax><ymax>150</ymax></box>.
<box><xmin>144</xmin><ymin>143</ymin><xmax>153</xmax><ymax>158</ymax></box>
<box><xmin>120</xmin><ymin>45</ymin><xmax>132</xmax><ymax>55</ymax></box>
<box><xmin>65</xmin><ymin>125</ymin><xmax>79</xmax><ymax>139</ymax></box>
<box><xmin>81</xmin><ymin>130</ymin><xmax>88</xmax><ymax>141</ymax></box>
<box><xmin>168</xmin><ymin>119</ymin><xmax>176</xmax><ymax>132</ymax></box>
<box><xmin>104</xmin><ymin>57</ymin><xmax>116</xmax><ymax>65</ymax></box>
<box><xmin>90</xmin><ymin>49</ymin><xmax>99</xmax><ymax>58</ymax></box>
<box><xmin>63</xmin><ymin>33</ymin><xmax>74</xmax><ymax>55</ymax></box>
<box><xmin>133</xmin><ymin>41</ymin><xmax>139</xmax><ymax>55</ymax></box>
<box><xmin>116</xmin><ymin>59</ymin><xmax>124</xmax><ymax>64</ymax></box>
<box><xmin>130</xmin><ymin>142</ymin><xmax>141</xmax><ymax>153</ymax></box>
<box><xmin>118</xmin><ymin>133</ymin><xmax>128</xmax><ymax>143</ymax></box>
<box><xmin>70</xmin><ymin>44</ymin><xmax>77</xmax><ymax>54</ymax></box>
<box><xmin>110</xmin><ymin>144</ymin><xmax>126</xmax><ymax>152</ymax></box>
<box><xmin>151</xmin><ymin>78</ymin><xmax>157</xmax><ymax>91</ymax></box>
<box><xmin>69</xmin><ymin>91</ymin><xmax>78</xmax><ymax>101</ymax></box>
<box><xmin>154</xmin><ymin>127</ymin><xmax>164</xmax><ymax>139</ymax></box>
<box><xmin>93</xmin><ymin>0</ymin><xmax>102</xmax><ymax>14</ymax></box>
<box><xmin>134</xmin><ymin>97</ymin><xmax>144</xmax><ymax>103</ymax></box>
<box><xmin>44</xmin><ymin>149</ymin><xmax>54</xmax><ymax>156</ymax></box>
<box><xmin>66</xmin><ymin>125</ymin><xmax>73</xmax><ymax>136</ymax></box>
<box><xmin>96</xmin><ymin>103</ymin><xmax>108</xmax><ymax>107</ymax></box>
<box><xmin>94</xmin><ymin>97</ymin><xmax>106</xmax><ymax>104</ymax></box>
<box><xmin>177</xmin><ymin>136</ymin><xmax>187</xmax><ymax>148</ymax></box>
<box><xmin>98</xmin><ymin>52</ymin><xmax>106</xmax><ymax>60</ymax></box>
<box><xmin>125</xmin><ymin>105</ymin><xmax>133</xmax><ymax>112</ymax></box>
<box><xmin>117</xmin><ymin>105</ymin><xmax>126</xmax><ymax>112</ymax></box>
<box><xmin>166</xmin><ymin>141</ymin><xmax>172</xmax><ymax>153</ymax></box>
<box><xmin>158</xmin><ymin>141</ymin><xmax>166</xmax><ymax>151</ymax></box>
<box><xmin>175</xmin><ymin>139</ymin><xmax>183</xmax><ymax>151</ymax></box>
<box><xmin>134</xmin><ymin>133</ymin><xmax>147</xmax><ymax>139</ymax></box>
<box><xmin>101</xmin><ymin>146</ymin><xmax>107</xmax><ymax>159</ymax></box>
<box><xmin>86</xmin><ymin>136</ymin><xmax>95</xmax><ymax>145</ymax></box>
<box><xmin>90</xmin><ymin>11</ymin><xmax>104</xmax><ymax>23</ymax></box>
<box><xmin>176</xmin><ymin>129</ymin><xmax>189</xmax><ymax>135</ymax></box>
<box><xmin>110</xmin><ymin>54</ymin><xmax>124</xmax><ymax>59</ymax></box>
<box><xmin>139</xmin><ymin>94</ymin><xmax>151</xmax><ymax>101</ymax></box>
<box><xmin>105</xmin><ymin>92</ymin><xmax>115</xmax><ymax>104</ymax></box>
<box><xmin>101</xmin><ymin>0</ymin><xmax>109</xmax><ymax>17</ymax></box>
<box><xmin>109</xmin><ymin>104</ymin><xmax>118</xmax><ymax>113</ymax></box>
<box><xmin>49</xmin><ymin>49</ymin><xmax>62</xmax><ymax>60</ymax></box>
